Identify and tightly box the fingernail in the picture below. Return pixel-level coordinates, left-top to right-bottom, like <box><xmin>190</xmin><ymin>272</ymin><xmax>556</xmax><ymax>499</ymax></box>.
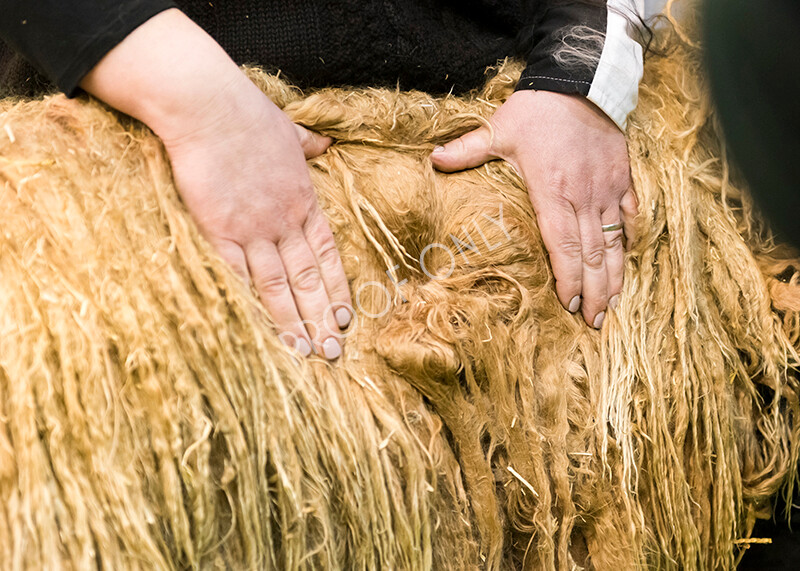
<box><xmin>322</xmin><ymin>337</ymin><xmax>342</xmax><ymax>360</ymax></box>
<box><xmin>568</xmin><ymin>296</ymin><xmax>581</xmax><ymax>313</ymax></box>
<box><xmin>433</xmin><ymin>145</ymin><xmax>446</xmax><ymax>153</ymax></box>
<box><xmin>296</xmin><ymin>337</ymin><xmax>312</xmax><ymax>357</ymax></box>
<box><xmin>335</xmin><ymin>307</ymin><xmax>352</xmax><ymax>328</ymax></box>
<box><xmin>609</xmin><ymin>295</ymin><xmax>620</xmax><ymax>310</ymax></box>
<box><xmin>593</xmin><ymin>312</ymin><xmax>606</xmax><ymax>329</ymax></box>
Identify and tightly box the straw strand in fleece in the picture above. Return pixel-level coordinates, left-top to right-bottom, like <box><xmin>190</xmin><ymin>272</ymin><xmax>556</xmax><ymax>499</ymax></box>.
<box><xmin>1</xmin><ymin>21</ymin><xmax>799</xmax><ymax>570</ymax></box>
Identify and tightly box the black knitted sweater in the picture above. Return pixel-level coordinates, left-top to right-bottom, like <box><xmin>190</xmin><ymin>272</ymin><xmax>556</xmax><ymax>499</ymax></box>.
<box><xmin>0</xmin><ymin>1</ymin><xmax>607</xmax><ymax>98</ymax></box>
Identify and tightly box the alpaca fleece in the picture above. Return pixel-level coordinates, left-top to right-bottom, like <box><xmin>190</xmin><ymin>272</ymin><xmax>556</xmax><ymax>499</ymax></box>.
<box><xmin>1</xmin><ymin>24</ymin><xmax>799</xmax><ymax>571</ymax></box>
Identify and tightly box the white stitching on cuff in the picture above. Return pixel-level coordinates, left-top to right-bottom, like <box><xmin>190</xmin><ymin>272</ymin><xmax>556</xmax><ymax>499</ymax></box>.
<box><xmin>519</xmin><ymin>75</ymin><xmax>592</xmax><ymax>85</ymax></box>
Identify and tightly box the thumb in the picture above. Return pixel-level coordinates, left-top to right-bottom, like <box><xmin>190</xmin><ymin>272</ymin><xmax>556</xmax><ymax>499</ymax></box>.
<box><xmin>430</xmin><ymin>126</ymin><xmax>496</xmax><ymax>173</ymax></box>
<box><xmin>294</xmin><ymin>124</ymin><xmax>333</xmax><ymax>159</ymax></box>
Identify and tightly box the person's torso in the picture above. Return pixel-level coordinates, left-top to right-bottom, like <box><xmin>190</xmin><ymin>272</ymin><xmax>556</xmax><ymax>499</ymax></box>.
<box><xmin>175</xmin><ymin>0</ymin><xmax>529</xmax><ymax>93</ymax></box>
<box><xmin>0</xmin><ymin>0</ymin><xmax>532</xmax><ymax>96</ymax></box>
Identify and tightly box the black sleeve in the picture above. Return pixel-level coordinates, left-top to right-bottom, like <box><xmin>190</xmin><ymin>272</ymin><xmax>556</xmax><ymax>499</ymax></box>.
<box><xmin>515</xmin><ymin>0</ymin><xmax>608</xmax><ymax>96</ymax></box>
<box><xmin>0</xmin><ymin>0</ymin><xmax>175</xmax><ymax>96</ymax></box>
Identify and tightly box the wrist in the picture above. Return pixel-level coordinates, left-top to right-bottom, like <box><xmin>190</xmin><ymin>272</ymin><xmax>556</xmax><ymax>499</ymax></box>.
<box><xmin>517</xmin><ymin>90</ymin><xmax>618</xmax><ymax>130</ymax></box>
<box><xmin>80</xmin><ymin>8</ymin><xmax>257</xmax><ymax>143</ymax></box>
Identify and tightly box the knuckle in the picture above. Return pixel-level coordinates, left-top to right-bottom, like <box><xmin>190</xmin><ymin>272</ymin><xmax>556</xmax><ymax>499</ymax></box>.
<box><xmin>605</xmin><ymin>231</ymin><xmax>624</xmax><ymax>250</ymax></box>
<box><xmin>558</xmin><ymin>239</ymin><xmax>583</xmax><ymax>260</ymax></box>
<box><xmin>291</xmin><ymin>264</ymin><xmax>323</xmax><ymax>293</ymax></box>
<box><xmin>317</xmin><ymin>240</ymin><xmax>341</xmax><ymax>268</ymax></box>
<box><xmin>582</xmin><ymin>247</ymin><xmax>605</xmax><ymax>270</ymax></box>
<box><xmin>547</xmin><ymin>171</ymin><xmax>570</xmax><ymax>195</ymax></box>
<box><xmin>281</xmin><ymin>190</ymin><xmax>316</xmax><ymax>221</ymax></box>
<box><xmin>257</xmin><ymin>272</ymin><xmax>290</xmax><ymax>296</ymax></box>
<box><xmin>610</xmin><ymin>164</ymin><xmax>631</xmax><ymax>192</ymax></box>
<box><xmin>286</xmin><ymin>201</ymin><xmax>312</xmax><ymax>227</ymax></box>
<box><xmin>573</xmin><ymin>200</ymin><xmax>595</xmax><ymax>216</ymax></box>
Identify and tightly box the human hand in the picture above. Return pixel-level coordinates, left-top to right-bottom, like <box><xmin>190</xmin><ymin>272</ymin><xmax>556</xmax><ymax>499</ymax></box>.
<box><xmin>431</xmin><ymin>90</ymin><xmax>637</xmax><ymax>328</ymax></box>
<box><xmin>162</xmin><ymin>79</ymin><xmax>352</xmax><ymax>359</ymax></box>
<box><xmin>81</xmin><ymin>9</ymin><xmax>352</xmax><ymax>358</ymax></box>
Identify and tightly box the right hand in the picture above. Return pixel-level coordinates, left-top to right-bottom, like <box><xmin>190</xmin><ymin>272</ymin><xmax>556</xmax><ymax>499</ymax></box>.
<box><xmin>80</xmin><ymin>9</ymin><xmax>352</xmax><ymax>359</ymax></box>
<box><xmin>163</xmin><ymin>77</ymin><xmax>353</xmax><ymax>360</ymax></box>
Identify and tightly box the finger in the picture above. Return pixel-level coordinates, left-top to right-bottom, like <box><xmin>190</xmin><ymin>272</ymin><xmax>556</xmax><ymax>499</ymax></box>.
<box><xmin>247</xmin><ymin>240</ymin><xmax>313</xmax><ymax>357</ymax></box>
<box><xmin>576</xmin><ymin>206</ymin><xmax>609</xmax><ymax>329</ymax></box>
<box><xmin>536</xmin><ymin>206</ymin><xmax>583</xmax><ymax>315</ymax></box>
<box><xmin>430</xmin><ymin>126</ymin><xmax>497</xmax><ymax>173</ymax></box>
<box><xmin>601</xmin><ymin>207</ymin><xmax>625</xmax><ymax>311</ymax></box>
<box><xmin>209</xmin><ymin>236</ymin><xmax>250</xmax><ymax>281</ymax></box>
<box><xmin>620</xmin><ymin>188</ymin><xmax>639</xmax><ymax>248</ymax></box>
<box><xmin>278</xmin><ymin>232</ymin><xmax>342</xmax><ymax>360</ymax></box>
<box><xmin>304</xmin><ymin>209</ymin><xmax>353</xmax><ymax>331</ymax></box>
<box><xmin>294</xmin><ymin>124</ymin><xmax>332</xmax><ymax>159</ymax></box>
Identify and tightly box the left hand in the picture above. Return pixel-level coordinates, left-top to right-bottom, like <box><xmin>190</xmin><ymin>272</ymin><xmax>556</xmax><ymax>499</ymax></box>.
<box><xmin>431</xmin><ymin>90</ymin><xmax>637</xmax><ymax>328</ymax></box>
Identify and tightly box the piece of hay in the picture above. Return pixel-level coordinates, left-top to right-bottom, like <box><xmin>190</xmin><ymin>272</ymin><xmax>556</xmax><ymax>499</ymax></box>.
<box><xmin>1</xmin><ymin>25</ymin><xmax>799</xmax><ymax>571</ymax></box>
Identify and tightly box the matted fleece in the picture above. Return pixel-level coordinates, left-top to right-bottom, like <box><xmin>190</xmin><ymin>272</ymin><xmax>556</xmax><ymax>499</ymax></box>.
<box><xmin>1</xmin><ymin>24</ymin><xmax>799</xmax><ymax>571</ymax></box>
